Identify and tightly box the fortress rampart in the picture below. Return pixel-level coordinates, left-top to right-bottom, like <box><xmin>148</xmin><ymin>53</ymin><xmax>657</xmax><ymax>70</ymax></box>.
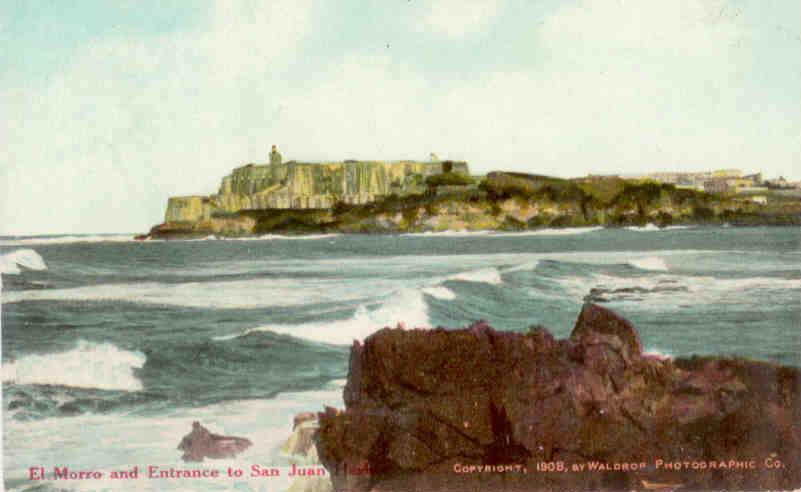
<box><xmin>164</xmin><ymin>153</ymin><xmax>469</xmax><ymax>223</ymax></box>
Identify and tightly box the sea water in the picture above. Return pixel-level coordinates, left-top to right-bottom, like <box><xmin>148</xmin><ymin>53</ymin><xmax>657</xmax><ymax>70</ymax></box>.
<box><xmin>2</xmin><ymin>227</ymin><xmax>799</xmax><ymax>491</ymax></box>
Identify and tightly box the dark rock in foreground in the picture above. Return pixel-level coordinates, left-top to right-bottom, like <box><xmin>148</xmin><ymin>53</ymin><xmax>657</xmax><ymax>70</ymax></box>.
<box><xmin>316</xmin><ymin>304</ymin><xmax>801</xmax><ymax>491</ymax></box>
<box><xmin>178</xmin><ymin>422</ymin><xmax>252</xmax><ymax>462</ymax></box>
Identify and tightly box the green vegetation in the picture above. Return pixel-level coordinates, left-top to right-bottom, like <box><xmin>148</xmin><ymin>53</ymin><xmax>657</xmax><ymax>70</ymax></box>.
<box><xmin>149</xmin><ymin>170</ymin><xmax>801</xmax><ymax>237</ymax></box>
<box><xmin>424</xmin><ymin>172</ymin><xmax>475</xmax><ymax>188</ymax></box>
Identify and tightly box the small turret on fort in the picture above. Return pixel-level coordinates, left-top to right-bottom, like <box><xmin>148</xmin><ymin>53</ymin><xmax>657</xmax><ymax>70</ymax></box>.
<box><xmin>164</xmin><ymin>147</ymin><xmax>470</xmax><ymax>224</ymax></box>
<box><xmin>269</xmin><ymin>145</ymin><xmax>282</xmax><ymax>166</ymax></box>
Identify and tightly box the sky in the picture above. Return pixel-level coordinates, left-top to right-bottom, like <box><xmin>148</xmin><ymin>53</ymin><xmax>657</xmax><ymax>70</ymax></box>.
<box><xmin>1</xmin><ymin>0</ymin><xmax>799</xmax><ymax>235</ymax></box>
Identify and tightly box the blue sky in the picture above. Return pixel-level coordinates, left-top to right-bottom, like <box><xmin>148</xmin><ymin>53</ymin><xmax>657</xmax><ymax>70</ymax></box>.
<box><xmin>1</xmin><ymin>0</ymin><xmax>799</xmax><ymax>234</ymax></box>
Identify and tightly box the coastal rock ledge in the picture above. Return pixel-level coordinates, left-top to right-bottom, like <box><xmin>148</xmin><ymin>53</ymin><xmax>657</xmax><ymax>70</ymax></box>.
<box><xmin>315</xmin><ymin>304</ymin><xmax>800</xmax><ymax>492</ymax></box>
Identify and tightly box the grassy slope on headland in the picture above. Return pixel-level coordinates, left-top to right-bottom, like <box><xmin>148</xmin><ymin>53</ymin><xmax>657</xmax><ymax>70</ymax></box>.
<box><xmin>147</xmin><ymin>172</ymin><xmax>801</xmax><ymax>237</ymax></box>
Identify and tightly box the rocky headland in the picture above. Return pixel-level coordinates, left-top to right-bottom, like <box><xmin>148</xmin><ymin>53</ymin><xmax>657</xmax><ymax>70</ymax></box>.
<box><xmin>144</xmin><ymin>157</ymin><xmax>801</xmax><ymax>238</ymax></box>
<box><xmin>313</xmin><ymin>304</ymin><xmax>801</xmax><ymax>492</ymax></box>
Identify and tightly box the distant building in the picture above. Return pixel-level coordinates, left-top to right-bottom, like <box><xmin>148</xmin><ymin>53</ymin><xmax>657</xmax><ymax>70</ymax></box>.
<box><xmin>766</xmin><ymin>177</ymin><xmax>792</xmax><ymax>189</ymax></box>
<box><xmin>704</xmin><ymin>179</ymin><xmax>731</xmax><ymax>194</ymax></box>
<box><xmin>713</xmin><ymin>169</ymin><xmax>743</xmax><ymax>178</ymax></box>
<box><xmin>728</xmin><ymin>178</ymin><xmax>757</xmax><ymax>192</ymax></box>
<box><xmin>742</xmin><ymin>172</ymin><xmax>763</xmax><ymax>184</ymax></box>
<box><xmin>750</xmin><ymin>195</ymin><xmax>768</xmax><ymax>205</ymax></box>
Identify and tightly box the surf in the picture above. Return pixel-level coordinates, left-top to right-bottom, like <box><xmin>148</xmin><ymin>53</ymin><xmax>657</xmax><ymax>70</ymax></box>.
<box><xmin>216</xmin><ymin>288</ymin><xmax>432</xmax><ymax>345</ymax></box>
<box><xmin>3</xmin><ymin>340</ymin><xmax>146</xmax><ymax>392</ymax></box>
<box><xmin>0</xmin><ymin>248</ymin><xmax>47</xmax><ymax>275</ymax></box>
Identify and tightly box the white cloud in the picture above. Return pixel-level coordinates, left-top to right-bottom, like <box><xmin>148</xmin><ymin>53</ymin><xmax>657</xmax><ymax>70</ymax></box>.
<box><xmin>419</xmin><ymin>0</ymin><xmax>505</xmax><ymax>38</ymax></box>
<box><xmin>539</xmin><ymin>0</ymin><xmax>746</xmax><ymax>57</ymax></box>
<box><xmin>269</xmin><ymin>54</ymin><xmax>448</xmax><ymax>161</ymax></box>
<box><xmin>1</xmin><ymin>0</ymin><xmax>314</xmax><ymax>235</ymax></box>
<box><xmin>2</xmin><ymin>0</ymin><xmax>797</xmax><ymax>235</ymax></box>
<box><xmin>204</xmin><ymin>0</ymin><xmax>314</xmax><ymax>80</ymax></box>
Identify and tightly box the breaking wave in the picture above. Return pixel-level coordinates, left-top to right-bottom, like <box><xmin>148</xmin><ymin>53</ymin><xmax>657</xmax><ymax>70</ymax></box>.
<box><xmin>228</xmin><ymin>233</ymin><xmax>341</xmax><ymax>241</ymax></box>
<box><xmin>625</xmin><ymin>224</ymin><xmax>690</xmax><ymax>232</ymax></box>
<box><xmin>0</xmin><ymin>235</ymin><xmax>134</xmax><ymax>246</ymax></box>
<box><xmin>496</xmin><ymin>226</ymin><xmax>603</xmax><ymax>236</ymax></box>
<box><xmin>449</xmin><ymin>268</ymin><xmax>503</xmax><ymax>285</ymax></box>
<box><xmin>400</xmin><ymin>230</ymin><xmax>494</xmax><ymax>237</ymax></box>
<box><xmin>400</xmin><ymin>227</ymin><xmax>603</xmax><ymax>237</ymax></box>
<box><xmin>626</xmin><ymin>223</ymin><xmax>661</xmax><ymax>231</ymax></box>
<box><xmin>215</xmin><ymin>288</ymin><xmax>431</xmax><ymax>345</ymax></box>
<box><xmin>562</xmin><ymin>270</ymin><xmax>801</xmax><ymax>307</ymax></box>
<box><xmin>0</xmin><ymin>249</ymin><xmax>47</xmax><ymax>275</ymax></box>
<box><xmin>2</xmin><ymin>341</ymin><xmax>146</xmax><ymax>391</ymax></box>
<box><xmin>643</xmin><ymin>348</ymin><xmax>674</xmax><ymax>361</ymax></box>
<box><xmin>628</xmin><ymin>257</ymin><xmax>669</xmax><ymax>271</ymax></box>
<box><xmin>422</xmin><ymin>286</ymin><xmax>457</xmax><ymax>300</ymax></box>
<box><xmin>1</xmin><ymin>276</ymin><xmax>388</xmax><ymax>308</ymax></box>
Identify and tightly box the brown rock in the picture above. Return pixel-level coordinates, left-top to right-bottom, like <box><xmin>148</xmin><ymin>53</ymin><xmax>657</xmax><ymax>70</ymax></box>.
<box><xmin>284</xmin><ymin>413</ymin><xmax>321</xmax><ymax>459</ymax></box>
<box><xmin>294</xmin><ymin>411</ymin><xmax>318</xmax><ymax>430</ymax></box>
<box><xmin>177</xmin><ymin>422</ymin><xmax>252</xmax><ymax>462</ymax></box>
<box><xmin>316</xmin><ymin>304</ymin><xmax>801</xmax><ymax>491</ymax></box>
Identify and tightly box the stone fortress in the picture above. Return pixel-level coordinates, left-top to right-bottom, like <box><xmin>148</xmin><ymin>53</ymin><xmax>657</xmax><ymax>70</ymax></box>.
<box><xmin>164</xmin><ymin>146</ymin><xmax>469</xmax><ymax>223</ymax></box>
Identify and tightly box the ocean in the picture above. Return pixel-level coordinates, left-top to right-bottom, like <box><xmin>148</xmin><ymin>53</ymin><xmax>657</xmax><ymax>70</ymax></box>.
<box><xmin>1</xmin><ymin>226</ymin><xmax>799</xmax><ymax>491</ymax></box>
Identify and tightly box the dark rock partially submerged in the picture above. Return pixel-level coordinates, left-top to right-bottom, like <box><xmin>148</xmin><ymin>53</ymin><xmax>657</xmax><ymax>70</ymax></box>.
<box><xmin>316</xmin><ymin>304</ymin><xmax>801</xmax><ymax>491</ymax></box>
<box><xmin>178</xmin><ymin>422</ymin><xmax>252</xmax><ymax>462</ymax></box>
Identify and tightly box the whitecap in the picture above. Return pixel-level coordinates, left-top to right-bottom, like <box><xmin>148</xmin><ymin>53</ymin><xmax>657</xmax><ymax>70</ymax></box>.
<box><xmin>422</xmin><ymin>286</ymin><xmax>457</xmax><ymax>300</ymax></box>
<box><xmin>494</xmin><ymin>226</ymin><xmax>603</xmax><ymax>236</ymax></box>
<box><xmin>0</xmin><ymin>235</ymin><xmax>135</xmax><ymax>246</ymax></box>
<box><xmin>0</xmin><ymin>249</ymin><xmax>47</xmax><ymax>275</ymax></box>
<box><xmin>1</xmin><ymin>276</ymin><xmax>395</xmax><ymax>309</ymax></box>
<box><xmin>400</xmin><ymin>230</ymin><xmax>494</xmax><ymax>237</ymax></box>
<box><xmin>556</xmin><ymin>270</ymin><xmax>801</xmax><ymax>308</ymax></box>
<box><xmin>505</xmin><ymin>259</ymin><xmax>541</xmax><ymax>273</ymax></box>
<box><xmin>2</xmin><ymin>341</ymin><xmax>146</xmax><ymax>391</ymax></box>
<box><xmin>628</xmin><ymin>257</ymin><xmax>669</xmax><ymax>271</ymax></box>
<box><xmin>643</xmin><ymin>348</ymin><xmax>674</xmax><ymax>361</ymax></box>
<box><xmin>448</xmin><ymin>268</ymin><xmax>503</xmax><ymax>285</ymax></box>
<box><xmin>625</xmin><ymin>223</ymin><xmax>661</xmax><ymax>231</ymax></box>
<box><xmin>231</xmin><ymin>233</ymin><xmax>342</xmax><ymax>241</ymax></box>
<box><xmin>216</xmin><ymin>288</ymin><xmax>431</xmax><ymax>345</ymax></box>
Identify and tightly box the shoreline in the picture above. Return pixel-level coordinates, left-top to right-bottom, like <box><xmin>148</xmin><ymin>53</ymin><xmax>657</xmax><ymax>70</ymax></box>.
<box><xmin>138</xmin><ymin>221</ymin><xmax>798</xmax><ymax>241</ymax></box>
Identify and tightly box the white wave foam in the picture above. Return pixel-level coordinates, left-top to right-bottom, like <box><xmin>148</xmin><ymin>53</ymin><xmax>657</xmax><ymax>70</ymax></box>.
<box><xmin>554</xmin><ymin>270</ymin><xmax>801</xmax><ymax>308</ymax></box>
<box><xmin>401</xmin><ymin>227</ymin><xmax>602</xmax><ymax>237</ymax></box>
<box><xmin>505</xmin><ymin>259</ymin><xmax>541</xmax><ymax>273</ymax></box>
<box><xmin>628</xmin><ymin>256</ymin><xmax>669</xmax><ymax>271</ymax></box>
<box><xmin>644</xmin><ymin>348</ymin><xmax>674</xmax><ymax>361</ymax></box>
<box><xmin>1</xmin><ymin>276</ymin><xmax>398</xmax><ymax>308</ymax></box>
<box><xmin>0</xmin><ymin>249</ymin><xmax>47</xmax><ymax>275</ymax></box>
<box><xmin>496</xmin><ymin>226</ymin><xmax>603</xmax><ymax>236</ymax></box>
<box><xmin>400</xmin><ymin>230</ymin><xmax>494</xmax><ymax>237</ymax></box>
<box><xmin>231</xmin><ymin>233</ymin><xmax>342</xmax><ymax>241</ymax></box>
<box><xmin>2</xmin><ymin>341</ymin><xmax>146</xmax><ymax>391</ymax></box>
<box><xmin>449</xmin><ymin>268</ymin><xmax>503</xmax><ymax>285</ymax></box>
<box><xmin>217</xmin><ymin>288</ymin><xmax>431</xmax><ymax>345</ymax></box>
<box><xmin>422</xmin><ymin>286</ymin><xmax>457</xmax><ymax>300</ymax></box>
<box><xmin>0</xmin><ymin>235</ymin><xmax>134</xmax><ymax>246</ymax></box>
<box><xmin>626</xmin><ymin>223</ymin><xmax>661</xmax><ymax>231</ymax></box>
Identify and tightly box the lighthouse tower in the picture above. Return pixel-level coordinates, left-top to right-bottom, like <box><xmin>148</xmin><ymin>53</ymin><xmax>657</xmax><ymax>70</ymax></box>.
<box><xmin>269</xmin><ymin>145</ymin><xmax>282</xmax><ymax>166</ymax></box>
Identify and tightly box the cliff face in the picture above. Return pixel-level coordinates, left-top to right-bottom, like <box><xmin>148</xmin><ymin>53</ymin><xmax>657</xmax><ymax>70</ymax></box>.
<box><xmin>148</xmin><ymin>170</ymin><xmax>800</xmax><ymax>238</ymax></box>
<box><xmin>315</xmin><ymin>304</ymin><xmax>801</xmax><ymax>492</ymax></box>
<box><xmin>163</xmin><ymin>160</ymin><xmax>469</xmax><ymax>224</ymax></box>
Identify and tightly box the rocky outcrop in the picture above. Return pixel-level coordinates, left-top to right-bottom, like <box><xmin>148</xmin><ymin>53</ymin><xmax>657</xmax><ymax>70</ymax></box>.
<box><xmin>145</xmin><ymin>169</ymin><xmax>801</xmax><ymax>238</ymax></box>
<box><xmin>283</xmin><ymin>412</ymin><xmax>322</xmax><ymax>462</ymax></box>
<box><xmin>177</xmin><ymin>422</ymin><xmax>252</xmax><ymax>462</ymax></box>
<box><xmin>315</xmin><ymin>304</ymin><xmax>801</xmax><ymax>491</ymax></box>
